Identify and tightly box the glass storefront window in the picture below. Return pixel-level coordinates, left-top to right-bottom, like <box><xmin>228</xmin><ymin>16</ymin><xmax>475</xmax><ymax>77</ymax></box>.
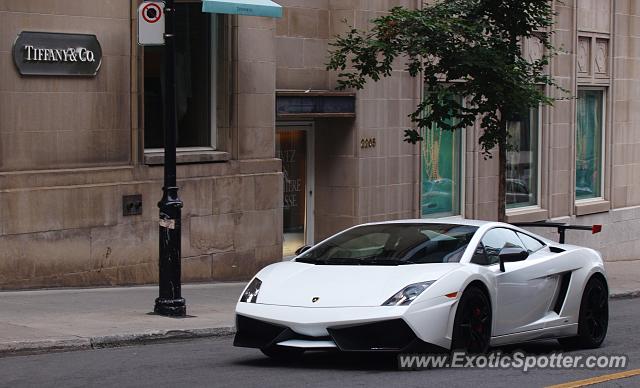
<box><xmin>144</xmin><ymin>3</ymin><xmax>217</xmax><ymax>149</ymax></box>
<box><xmin>277</xmin><ymin>128</ymin><xmax>308</xmax><ymax>257</ymax></box>
<box><xmin>420</xmin><ymin>96</ymin><xmax>463</xmax><ymax>217</ymax></box>
<box><xmin>576</xmin><ymin>89</ymin><xmax>604</xmax><ymax>200</ymax></box>
<box><xmin>506</xmin><ymin>107</ymin><xmax>539</xmax><ymax>208</ymax></box>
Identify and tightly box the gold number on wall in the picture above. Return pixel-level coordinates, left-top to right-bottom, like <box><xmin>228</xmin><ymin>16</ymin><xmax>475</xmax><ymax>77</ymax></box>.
<box><xmin>360</xmin><ymin>137</ymin><xmax>376</xmax><ymax>149</ymax></box>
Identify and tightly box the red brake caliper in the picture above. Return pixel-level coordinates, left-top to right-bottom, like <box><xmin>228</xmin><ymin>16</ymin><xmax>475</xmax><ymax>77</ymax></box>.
<box><xmin>473</xmin><ymin>307</ymin><xmax>483</xmax><ymax>333</ymax></box>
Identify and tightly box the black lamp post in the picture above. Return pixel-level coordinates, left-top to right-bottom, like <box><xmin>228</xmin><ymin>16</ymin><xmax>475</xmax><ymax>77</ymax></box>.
<box><xmin>154</xmin><ymin>0</ymin><xmax>186</xmax><ymax>317</ymax></box>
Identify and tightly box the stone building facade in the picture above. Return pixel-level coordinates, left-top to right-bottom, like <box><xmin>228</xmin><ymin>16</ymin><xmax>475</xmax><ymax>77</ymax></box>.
<box><xmin>0</xmin><ymin>0</ymin><xmax>283</xmax><ymax>289</ymax></box>
<box><xmin>0</xmin><ymin>0</ymin><xmax>638</xmax><ymax>289</ymax></box>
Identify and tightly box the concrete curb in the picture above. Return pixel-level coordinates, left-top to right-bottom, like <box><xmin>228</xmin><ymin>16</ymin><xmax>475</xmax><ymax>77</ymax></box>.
<box><xmin>90</xmin><ymin>326</ymin><xmax>236</xmax><ymax>348</ymax></box>
<box><xmin>0</xmin><ymin>326</ymin><xmax>236</xmax><ymax>357</ymax></box>
<box><xmin>0</xmin><ymin>338</ymin><xmax>92</xmax><ymax>356</ymax></box>
<box><xmin>610</xmin><ymin>290</ymin><xmax>640</xmax><ymax>299</ymax></box>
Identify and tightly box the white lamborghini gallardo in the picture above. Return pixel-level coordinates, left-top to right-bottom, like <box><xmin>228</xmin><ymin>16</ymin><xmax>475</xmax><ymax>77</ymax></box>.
<box><xmin>234</xmin><ymin>220</ymin><xmax>608</xmax><ymax>359</ymax></box>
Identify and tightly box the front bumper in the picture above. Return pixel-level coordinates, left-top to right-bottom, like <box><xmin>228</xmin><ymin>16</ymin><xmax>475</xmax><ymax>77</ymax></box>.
<box><xmin>234</xmin><ymin>301</ymin><xmax>454</xmax><ymax>351</ymax></box>
<box><xmin>234</xmin><ymin>314</ymin><xmax>439</xmax><ymax>352</ymax></box>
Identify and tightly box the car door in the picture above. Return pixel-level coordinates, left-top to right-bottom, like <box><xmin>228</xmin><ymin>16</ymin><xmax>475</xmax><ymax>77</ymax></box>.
<box><xmin>473</xmin><ymin>228</ymin><xmax>558</xmax><ymax>336</ymax></box>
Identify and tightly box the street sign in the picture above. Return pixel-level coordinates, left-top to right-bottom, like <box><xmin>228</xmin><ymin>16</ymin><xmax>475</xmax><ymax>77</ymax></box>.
<box><xmin>138</xmin><ymin>1</ymin><xmax>165</xmax><ymax>46</ymax></box>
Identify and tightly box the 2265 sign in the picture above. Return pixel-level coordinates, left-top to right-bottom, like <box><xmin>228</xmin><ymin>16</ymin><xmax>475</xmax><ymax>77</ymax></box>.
<box><xmin>13</xmin><ymin>31</ymin><xmax>102</xmax><ymax>76</ymax></box>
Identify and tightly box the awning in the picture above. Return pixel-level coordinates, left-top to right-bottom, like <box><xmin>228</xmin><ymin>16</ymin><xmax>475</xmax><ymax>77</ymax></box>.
<box><xmin>276</xmin><ymin>91</ymin><xmax>356</xmax><ymax>118</ymax></box>
<box><xmin>202</xmin><ymin>0</ymin><xmax>282</xmax><ymax>18</ymax></box>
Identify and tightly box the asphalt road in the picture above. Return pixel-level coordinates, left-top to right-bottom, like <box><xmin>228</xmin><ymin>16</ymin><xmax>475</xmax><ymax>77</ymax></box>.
<box><xmin>1</xmin><ymin>298</ymin><xmax>639</xmax><ymax>388</ymax></box>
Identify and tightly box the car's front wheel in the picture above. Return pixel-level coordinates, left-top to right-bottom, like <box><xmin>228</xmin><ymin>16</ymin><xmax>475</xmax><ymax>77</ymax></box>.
<box><xmin>451</xmin><ymin>285</ymin><xmax>492</xmax><ymax>353</ymax></box>
<box><xmin>558</xmin><ymin>275</ymin><xmax>608</xmax><ymax>349</ymax></box>
<box><xmin>261</xmin><ymin>345</ymin><xmax>305</xmax><ymax>360</ymax></box>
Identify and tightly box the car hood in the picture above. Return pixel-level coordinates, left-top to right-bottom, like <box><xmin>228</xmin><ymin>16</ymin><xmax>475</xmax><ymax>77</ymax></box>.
<box><xmin>254</xmin><ymin>261</ymin><xmax>461</xmax><ymax>307</ymax></box>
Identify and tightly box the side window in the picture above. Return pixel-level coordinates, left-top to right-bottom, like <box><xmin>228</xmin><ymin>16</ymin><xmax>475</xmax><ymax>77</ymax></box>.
<box><xmin>516</xmin><ymin>232</ymin><xmax>545</xmax><ymax>253</ymax></box>
<box><xmin>475</xmin><ymin>228</ymin><xmax>526</xmax><ymax>266</ymax></box>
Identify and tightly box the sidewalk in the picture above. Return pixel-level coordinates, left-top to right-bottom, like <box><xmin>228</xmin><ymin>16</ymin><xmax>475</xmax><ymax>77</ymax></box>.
<box><xmin>0</xmin><ymin>282</ymin><xmax>243</xmax><ymax>355</ymax></box>
<box><xmin>0</xmin><ymin>260</ymin><xmax>638</xmax><ymax>356</ymax></box>
<box><xmin>604</xmin><ymin>260</ymin><xmax>640</xmax><ymax>298</ymax></box>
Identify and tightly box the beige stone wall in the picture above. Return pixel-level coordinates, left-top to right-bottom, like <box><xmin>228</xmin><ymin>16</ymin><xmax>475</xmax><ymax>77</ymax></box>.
<box><xmin>275</xmin><ymin>0</ymin><xmax>420</xmax><ymax>241</ymax></box>
<box><xmin>342</xmin><ymin>0</ymin><xmax>420</xmax><ymax>234</ymax></box>
<box><xmin>5</xmin><ymin>0</ymin><xmax>640</xmax><ymax>290</ymax></box>
<box><xmin>469</xmin><ymin>0</ymin><xmax>640</xmax><ymax>262</ymax></box>
<box><xmin>275</xmin><ymin>0</ymin><xmax>330</xmax><ymax>90</ymax></box>
<box><xmin>274</xmin><ymin>1</ymin><xmax>338</xmax><ymax>239</ymax></box>
<box><xmin>0</xmin><ymin>1</ymin><xmax>131</xmax><ymax>170</ymax></box>
<box><xmin>0</xmin><ymin>4</ymin><xmax>283</xmax><ymax>289</ymax></box>
<box><xmin>233</xmin><ymin>15</ymin><xmax>278</xmax><ymax>160</ymax></box>
<box><xmin>283</xmin><ymin>0</ymin><xmax>640</xmax><ymax>263</ymax></box>
<box><xmin>0</xmin><ymin>161</ymin><xmax>282</xmax><ymax>289</ymax></box>
<box><xmin>349</xmin><ymin>2</ymin><xmax>420</xmax><ymax>226</ymax></box>
<box><xmin>547</xmin><ymin>0</ymin><xmax>575</xmax><ymax>219</ymax></box>
<box><xmin>467</xmin><ymin>1</ymin><xmax>578</xmax><ymax>222</ymax></box>
<box><xmin>611</xmin><ymin>0</ymin><xmax>640</xmax><ymax>208</ymax></box>
<box><xmin>469</xmin><ymin>0</ymin><xmax>609</xmax><ymax>222</ymax></box>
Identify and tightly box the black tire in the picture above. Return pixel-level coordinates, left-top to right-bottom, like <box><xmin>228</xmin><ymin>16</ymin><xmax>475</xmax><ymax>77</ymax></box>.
<box><xmin>451</xmin><ymin>285</ymin><xmax>492</xmax><ymax>354</ymax></box>
<box><xmin>260</xmin><ymin>345</ymin><xmax>305</xmax><ymax>360</ymax></box>
<box><xmin>558</xmin><ymin>276</ymin><xmax>608</xmax><ymax>349</ymax></box>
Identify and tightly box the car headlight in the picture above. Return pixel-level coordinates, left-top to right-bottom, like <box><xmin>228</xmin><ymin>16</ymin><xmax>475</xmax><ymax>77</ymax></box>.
<box><xmin>382</xmin><ymin>281</ymin><xmax>435</xmax><ymax>306</ymax></box>
<box><xmin>240</xmin><ymin>278</ymin><xmax>262</xmax><ymax>303</ymax></box>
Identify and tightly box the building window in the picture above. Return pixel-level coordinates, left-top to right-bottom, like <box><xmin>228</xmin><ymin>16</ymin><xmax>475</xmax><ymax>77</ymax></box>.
<box><xmin>420</xmin><ymin>96</ymin><xmax>463</xmax><ymax>217</ymax></box>
<box><xmin>143</xmin><ymin>3</ymin><xmax>217</xmax><ymax>150</ymax></box>
<box><xmin>506</xmin><ymin>107</ymin><xmax>539</xmax><ymax>208</ymax></box>
<box><xmin>576</xmin><ymin>89</ymin><xmax>604</xmax><ymax>200</ymax></box>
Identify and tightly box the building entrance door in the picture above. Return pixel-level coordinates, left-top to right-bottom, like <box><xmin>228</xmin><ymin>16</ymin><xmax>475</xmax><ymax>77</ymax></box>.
<box><xmin>276</xmin><ymin>123</ymin><xmax>314</xmax><ymax>257</ymax></box>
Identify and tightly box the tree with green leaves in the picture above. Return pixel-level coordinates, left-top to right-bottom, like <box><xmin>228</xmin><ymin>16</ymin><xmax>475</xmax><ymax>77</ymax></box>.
<box><xmin>327</xmin><ymin>0</ymin><xmax>563</xmax><ymax>221</ymax></box>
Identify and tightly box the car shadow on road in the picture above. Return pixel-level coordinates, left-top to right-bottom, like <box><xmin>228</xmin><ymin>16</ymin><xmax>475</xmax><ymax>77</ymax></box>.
<box><xmin>232</xmin><ymin>340</ymin><xmax>569</xmax><ymax>371</ymax></box>
<box><xmin>235</xmin><ymin>350</ymin><xmax>400</xmax><ymax>371</ymax></box>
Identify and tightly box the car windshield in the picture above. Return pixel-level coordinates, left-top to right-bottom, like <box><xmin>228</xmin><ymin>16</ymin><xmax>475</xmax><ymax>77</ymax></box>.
<box><xmin>296</xmin><ymin>223</ymin><xmax>478</xmax><ymax>265</ymax></box>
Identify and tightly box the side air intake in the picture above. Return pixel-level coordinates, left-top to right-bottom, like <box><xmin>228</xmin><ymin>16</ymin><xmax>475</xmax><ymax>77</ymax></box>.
<box><xmin>553</xmin><ymin>272</ymin><xmax>572</xmax><ymax>314</ymax></box>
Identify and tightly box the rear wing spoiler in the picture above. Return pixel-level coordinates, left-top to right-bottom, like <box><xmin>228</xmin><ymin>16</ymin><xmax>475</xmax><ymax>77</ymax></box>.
<box><xmin>512</xmin><ymin>222</ymin><xmax>602</xmax><ymax>244</ymax></box>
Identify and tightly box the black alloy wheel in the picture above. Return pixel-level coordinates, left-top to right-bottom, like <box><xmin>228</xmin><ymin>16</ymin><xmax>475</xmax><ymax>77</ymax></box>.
<box><xmin>559</xmin><ymin>276</ymin><xmax>608</xmax><ymax>349</ymax></box>
<box><xmin>451</xmin><ymin>285</ymin><xmax>492</xmax><ymax>354</ymax></box>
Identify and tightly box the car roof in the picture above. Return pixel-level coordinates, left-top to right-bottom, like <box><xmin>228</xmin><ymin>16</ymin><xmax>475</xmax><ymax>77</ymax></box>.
<box><xmin>360</xmin><ymin>218</ymin><xmax>492</xmax><ymax>228</ymax></box>
<box><xmin>356</xmin><ymin>219</ymin><xmax>558</xmax><ymax>246</ymax></box>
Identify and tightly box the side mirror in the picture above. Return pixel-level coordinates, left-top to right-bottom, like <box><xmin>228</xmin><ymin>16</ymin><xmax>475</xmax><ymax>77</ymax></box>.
<box><xmin>499</xmin><ymin>247</ymin><xmax>528</xmax><ymax>272</ymax></box>
<box><xmin>295</xmin><ymin>245</ymin><xmax>312</xmax><ymax>255</ymax></box>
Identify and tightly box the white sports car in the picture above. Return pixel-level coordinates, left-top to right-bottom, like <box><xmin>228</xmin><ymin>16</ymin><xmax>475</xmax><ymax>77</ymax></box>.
<box><xmin>234</xmin><ymin>220</ymin><xmax>608</xmax><ymax>359</ymax></box>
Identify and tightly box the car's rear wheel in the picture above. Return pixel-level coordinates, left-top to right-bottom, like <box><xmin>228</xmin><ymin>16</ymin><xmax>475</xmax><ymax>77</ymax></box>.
<box><xmin>451</xmin><ymin>285</ymin><xmax>491</xmax><ymax>353</ymax></box>
<box><xmin>261</xmin><ymin>345</ymin><xmax>305</xmax><ymax>360</ymax></box>
<box><xmin>558</xmin><ymin>275</ymin><xmax>608</xmax><ymax>349</ymax></box>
